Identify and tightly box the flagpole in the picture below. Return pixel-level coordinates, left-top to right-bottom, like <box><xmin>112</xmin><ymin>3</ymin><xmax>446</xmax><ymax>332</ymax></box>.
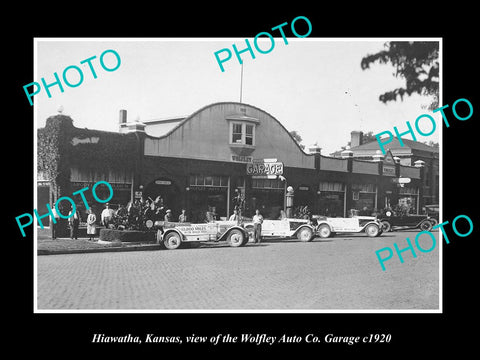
<box><xmin>240</xmin><ymin>62</ymin><xmax>244</xmax><ymax>103</ymax></box>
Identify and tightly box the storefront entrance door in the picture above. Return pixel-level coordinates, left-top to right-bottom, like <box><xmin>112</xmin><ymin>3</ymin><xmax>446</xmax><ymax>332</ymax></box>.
<box><xmin>144</xmin><ymin>178</ymin><xmax>181</xmax><ymax>218</ymax></box>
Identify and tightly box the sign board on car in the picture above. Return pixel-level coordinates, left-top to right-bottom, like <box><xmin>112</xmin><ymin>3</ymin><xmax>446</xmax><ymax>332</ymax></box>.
<box><xmin>176</xmin><ymin>224</ymin><xmax>217</xmax><ymax>235</ymax></box>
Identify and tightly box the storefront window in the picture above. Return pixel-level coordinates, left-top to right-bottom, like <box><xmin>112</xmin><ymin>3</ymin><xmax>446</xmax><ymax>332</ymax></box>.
<box><xmin>204</xmin><ymin>176</ymin><xmax>213</xmax><ymax>186</ymax></box>
<box><xmin>188</xmin><ymin>174</ymin><xmax>230</xmax><ymax>222</ymax></box>
<box><xmin>398</xmin><ymin>186</ymin><xmax>419</xmax><ymax>214</ymax></box>
<box><xmin>189</xmin><ymin>175</ymin><xmax>228</xmax><ymax>188</ymax></box>
<box><xmin>318</xmin><ymin>182</ymin><xmax>345</xmax><ymax>217</ymax></box>
<box><xmin>220</xmin><ymin>176</ymin><xmax>228</xmax><ymax>187</ymax></box>
<box><xmin>399</xmin><ymin>186</ymin><xmax>419</xmax><ymax>195</ymax></box>
<box><xmin>236</xmin><ymin>176</ymin><xmax>245</xmax><ymax>189</ymax></box>
<box><xmin>319</xmin><ymin>182</ymin><xmax>345</xmax><ymax>192</ymax></box>
<box><xmin>252</xmin><ymin>178</ymin><xmax>284</xmax><ymax>189</ymax></box>
<box><xmin>351</xmin><ymin>183</ymin><xmax>377</xmax><ymax>215</ymax></box>
<box><xmin>70</xmin><ymin>167</ymin><xmax>131</xmax><ymax>184</ymax></box>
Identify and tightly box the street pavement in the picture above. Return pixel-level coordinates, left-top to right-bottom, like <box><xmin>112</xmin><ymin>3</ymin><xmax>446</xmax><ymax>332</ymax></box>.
<box><xmin>36</xmin><ymin>230</ymin><xmax>439</xmax><ymax>310</ymax></box>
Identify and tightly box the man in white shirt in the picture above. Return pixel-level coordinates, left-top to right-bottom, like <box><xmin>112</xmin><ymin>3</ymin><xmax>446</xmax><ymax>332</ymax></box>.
<box><xmin>229</xmin><ymin>209</ymin><xmax>240</xmax><ymax>224</ymax></box>
<box><xmin>101</xmin><ymin>203</ymin><xmax>115</xmax><ymax>228</ymax></box>
<box><xmin>252</xmin><ymin>209</ymin><xmax>263</xmax><ymax>244</ymax></box>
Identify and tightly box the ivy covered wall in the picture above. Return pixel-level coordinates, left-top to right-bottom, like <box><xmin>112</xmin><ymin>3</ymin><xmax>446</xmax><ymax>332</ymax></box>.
<box><xmin>37</xmin><ymin>114</ymin><xmax>140</xmax><ymax>206</ymax></box>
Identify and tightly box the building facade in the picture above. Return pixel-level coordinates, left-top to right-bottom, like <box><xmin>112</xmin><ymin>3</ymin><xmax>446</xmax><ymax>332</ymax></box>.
<box><xmin>37</xmin><ymin>103</ymin><xmax>426</xmax><ymax>224</ymax></box>
<box><xmin>331</xmin><ymin>131</ymin><xmax>439</xmax><ymax>206</ymax></box>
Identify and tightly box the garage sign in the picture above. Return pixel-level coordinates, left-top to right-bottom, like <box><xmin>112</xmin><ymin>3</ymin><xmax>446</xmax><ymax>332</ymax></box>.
<box><xmin>246</xmin><ymin>162</ymin><xmax>284</xmax><ymax>176</ymax></box>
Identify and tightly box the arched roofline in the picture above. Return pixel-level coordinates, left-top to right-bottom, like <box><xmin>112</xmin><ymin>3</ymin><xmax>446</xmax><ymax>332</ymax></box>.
<box><xmin>144</xmin><ymin>101</ymin><xmax>313</xmax><ymax>157</ymax></box>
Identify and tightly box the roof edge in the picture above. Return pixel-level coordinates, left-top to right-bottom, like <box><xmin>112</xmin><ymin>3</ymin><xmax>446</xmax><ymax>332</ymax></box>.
<box><xmin>144</xmin><ymin>101</ymin><xmax>314</xmax><ymax>157</ymax></box>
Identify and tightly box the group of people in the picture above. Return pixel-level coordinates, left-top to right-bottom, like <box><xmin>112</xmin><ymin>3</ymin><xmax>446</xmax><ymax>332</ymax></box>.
<box><xmin>91</xmin><ymin>198</ymin><xmax>188</xmax><ymax>238</ymax></box>
<box><xmin>50</xmin><ymin>195</ymin><xmax>189</xmax><ymax>241</ymax></box>
<box><xmin>228</xmin><ymin>208</ymin><xmax>264</xmax><ymax>244</ymax></box>
<box><xmin>50</xmin><ymin>194</ymin><xmax>309</xmax><ymax>244</ymax></box>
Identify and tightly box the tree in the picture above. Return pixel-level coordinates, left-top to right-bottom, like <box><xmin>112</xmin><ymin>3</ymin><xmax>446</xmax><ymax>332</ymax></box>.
<box><xmin>289</xmin><ymin>130</ymin><xmax>305</xmax><ymax>150</ymax></box>
<box><xmin>361</xmin><ymin>41</ymin><xmax>439</xmax><ymax>109</ymax></box>
<box><xmin>423</xmin><ymin>140</ymin><xmax>439</xmax><ymax>148</ymax></box>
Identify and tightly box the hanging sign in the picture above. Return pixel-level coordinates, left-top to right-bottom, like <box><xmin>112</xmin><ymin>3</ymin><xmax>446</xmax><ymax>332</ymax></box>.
<box><xmin>155</xmin><ymin>180</ymin><xmax>172</xmax><ymax>185</ymax></box>
<box><xmin>246</xmin><ymin>162</ymin><xmax>283</xmax><ymax>176</ymax></box>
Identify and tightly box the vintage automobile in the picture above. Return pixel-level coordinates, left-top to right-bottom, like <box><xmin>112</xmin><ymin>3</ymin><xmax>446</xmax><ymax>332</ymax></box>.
<box><xmin>314</xmin><ymin>215</ymin><xmax>383</xmax><ymax>238</ymax></box>
<box><xmin>424</xmin><ymin>204</ymin><xmax>439</xmax><ymax>226</ymax></box>
<box><xmin>243</xmin><ymin>218</ymin><xmax>317</xmax><ymax>242</ymax></box>
<box><xmin>377</xmin><ymin>211</ymin><xmax>435</xmax><ymax>232</ymax></box>
<box><xmin>155</xmin><ymin>220</ymin><xmax>249</xmax><ymax>250</ymax></box>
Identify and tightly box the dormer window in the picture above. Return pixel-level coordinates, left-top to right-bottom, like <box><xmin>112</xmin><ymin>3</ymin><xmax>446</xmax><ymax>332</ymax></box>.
<box><xmin>229</xmin><ymin>121</ymin><xmax>256</xmax><ymax>146</ymax></box>
<box><xmin>226</xmin><ymin>112</ymin><xmax>260</xmax><ymax>154</ymax></box>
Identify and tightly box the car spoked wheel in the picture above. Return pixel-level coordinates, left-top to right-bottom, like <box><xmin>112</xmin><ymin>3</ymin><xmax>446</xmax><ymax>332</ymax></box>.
<box><xmin>380</xmin><ymin>221</ymin><xmax>392</xmax><ymax>232</ymax></box>
<box><xmin>317</xmin><ymin>224</ymin><xmax>331</xmax><ymax>238</ymax></box>
<box><xmin>228</xmin><ymin>229</ymin><xmax>245</xmax><ymax>247</ymax></box>
<box><xmin>164</xmin><ymin>232</ymin><xmax>182</xmax><ymax>250</ymax></box>
<box><xmin>420</xmin><ymin>220</ymin><xmax>433</xmax><ymax>231</ymax></box>
<box><xmin>297</xmin><ymin>227</ymin><xmax>314</xmax><ymax>242</ymax></box>
<box><xmin>365</xmin><ymin>224</ymin><xmax>380</xmax><ymax>237</ymax></box>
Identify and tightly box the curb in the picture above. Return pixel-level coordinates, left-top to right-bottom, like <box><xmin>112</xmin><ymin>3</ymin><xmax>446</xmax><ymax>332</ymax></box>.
<box><xmin>37</xmin><ymin>243</ymin><xmax>162</xmax><ymax>256</ymax></box>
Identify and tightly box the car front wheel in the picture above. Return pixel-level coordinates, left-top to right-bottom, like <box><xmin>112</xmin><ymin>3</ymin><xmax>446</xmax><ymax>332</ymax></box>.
<box><xmin>164</xmin><ymin>232</ymin><xmax>182</xmax><ymax>250</ymax></box>
<box><xmin>419</xmin><ymin>220</ymin><xmax>433</xmax><ymax>231</ymax></box>
<box><xmin>228</xmin><ymin>229</ymin><xmax>245</xmax><ymax>247</ymax></box>
<box><xmin>365</xmin><ymin>224</ymin><xmax>380</xmax><ymax>237</ymax></box>
<box><xmin>317</xmin><ymin>224</ymin><xmax>331</xmax><ymax>238</ymax></box>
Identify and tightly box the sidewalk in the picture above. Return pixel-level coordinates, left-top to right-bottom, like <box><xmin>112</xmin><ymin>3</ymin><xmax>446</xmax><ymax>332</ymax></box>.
<box><xmin>37</xmin><ymin>227</ymin><xmax>257</xmax><ymax>255</ymax></box>
<box><xmin>37</xmin><ymin>236</ymin><xmax>161</xmax><ymax>255</ymax></box>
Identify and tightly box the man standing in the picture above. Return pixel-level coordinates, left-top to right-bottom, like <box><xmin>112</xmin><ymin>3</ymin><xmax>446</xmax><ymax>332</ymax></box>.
<box><xmin>253</xmin><ymin>209</ymin><xmax>263</xmax><ymax>244</ymax></box>
<box><xmin>51</xmin><ymin>204</ymin><xmax>61</xmax><ymax>239</ymax></box>
<box><xmin>101</xmin><ymin>203</ymin><xmax>115</xmax><ymax>228</ymax></box>
<box><xmin>68</xmin><ymin>206</ymin><xmax>81</xmax><ymax>239</ymax></box>
<box><xmin>229</xmin><ymin>209</ymin><xmax>240</xmax><ymax>224</ymax></box>
<box><xmin>164</xmin><ymin>209</ymin><xmax>173</xmax><ymax>222</ymax></box>
<box><xmin>86</xmin><ymin>209</ymin><xmax>97</xmax><ymax>241</ymax></box>
<box><xmin>178</xmin><ymin>209</ymin><xmax>187</xmax><ymax>223</ymax></box>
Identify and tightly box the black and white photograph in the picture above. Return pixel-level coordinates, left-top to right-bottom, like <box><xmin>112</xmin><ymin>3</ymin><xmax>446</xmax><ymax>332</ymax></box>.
<box><xmin>8</xmin><ymin>6</ymin><xmax>478</xmax><ymax>356</ymax></box>
<box><xmin>33</xmin><ymin>37</ymin><xmax>441</xmax><ymax>311</ymax></box>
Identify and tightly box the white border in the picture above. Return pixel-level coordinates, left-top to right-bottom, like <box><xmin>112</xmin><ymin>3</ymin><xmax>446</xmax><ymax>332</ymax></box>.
<box><xmin>33</xmin><ymin>37</ymin><xmax>442</xmax><ymax>314</ymax></box>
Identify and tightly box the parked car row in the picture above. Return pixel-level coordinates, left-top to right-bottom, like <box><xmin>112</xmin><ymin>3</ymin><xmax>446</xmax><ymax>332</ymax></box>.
<box><xmin>152</xmin><ymin>205</ymin><xmax>440</xmax><ymax>250</ymax></box>
<box><xmin>154</xmin><ymin>214</ymin><xmax>386</xmax><ymax>250</ymax></box>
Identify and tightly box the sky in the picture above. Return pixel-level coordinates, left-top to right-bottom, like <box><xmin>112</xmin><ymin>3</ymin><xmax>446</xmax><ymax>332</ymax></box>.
<box><xmin>34</xmin><ymin>38</ymin><xmax>439</xmax><ymax>155</ymax></box>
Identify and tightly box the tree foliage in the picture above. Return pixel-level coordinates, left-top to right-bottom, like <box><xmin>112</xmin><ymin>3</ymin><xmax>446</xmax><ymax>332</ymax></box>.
<box><xmin>361</xmin><ymin>41</ymin><xmax>439</xmax><ymax>109</ymax></box>
<box><xmin>423</xmin><ymin>140</ymin><xmax>439</xmax><ymax>148</ymax></box>
<box><xmin>289</xmin><ymin>130</ymin><xmax>305</xmax><ymax>150</ymax></box>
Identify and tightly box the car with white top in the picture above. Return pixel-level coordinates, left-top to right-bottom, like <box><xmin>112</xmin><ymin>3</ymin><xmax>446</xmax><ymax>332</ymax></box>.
<box><xmin>314</xmin><ymin>215</ymin><xmax>383</xmax><ymax>238</ymax></box>
<box><xmin>156</xmin><ymin>220</ymin><xmax>249</xmax><ymax>250</ymax></box>
<box><xmin>243</xmin><ymin>218</ymin><xmax>317</xmax><ymax>242</ymax></box>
